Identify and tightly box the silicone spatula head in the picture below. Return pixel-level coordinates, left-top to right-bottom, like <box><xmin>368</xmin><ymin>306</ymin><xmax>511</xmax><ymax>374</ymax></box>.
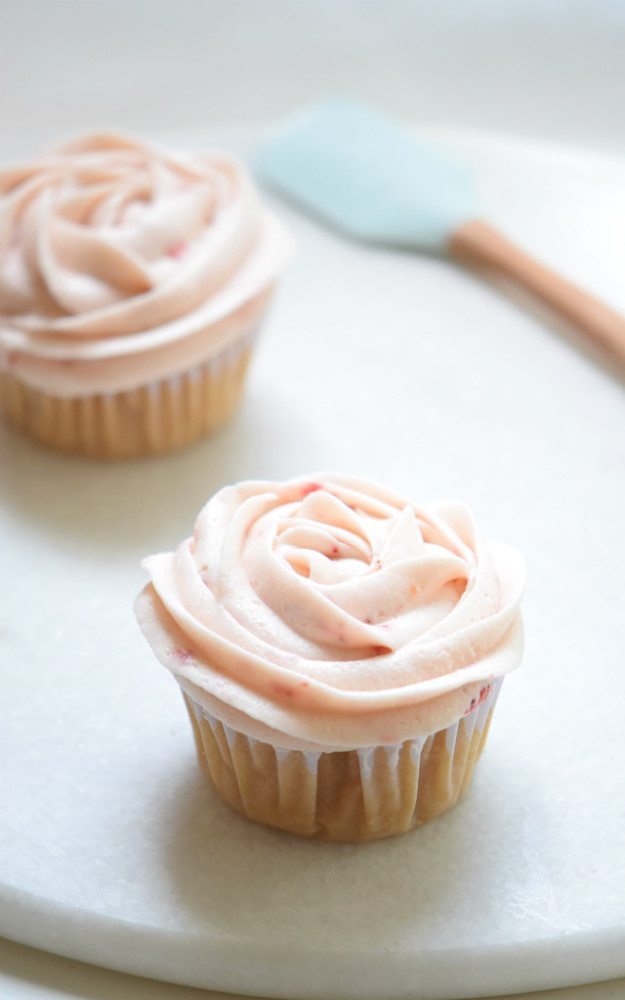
<box><xmin>257</xmin><ymin>99</ymin><xmax>479</xmax><ymax>254</ymax></box>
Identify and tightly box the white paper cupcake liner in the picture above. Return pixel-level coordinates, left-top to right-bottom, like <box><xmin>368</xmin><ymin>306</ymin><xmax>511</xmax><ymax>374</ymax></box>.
<box><xmin>183</xmin><ymin>678</ymin><xmax>503</xmax><ymax>842</ymax></box>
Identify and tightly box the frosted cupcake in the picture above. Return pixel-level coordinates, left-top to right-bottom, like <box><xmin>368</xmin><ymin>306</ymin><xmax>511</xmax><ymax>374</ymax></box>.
<box><xmin>0</xmin><ymin>132</ymin><xmax>291</xmax><ymax>458</ymax></box>
<box><xmin>135</xmin><ymin>475</ymin><xmax>525</xmax><ymax>841</ymax></box>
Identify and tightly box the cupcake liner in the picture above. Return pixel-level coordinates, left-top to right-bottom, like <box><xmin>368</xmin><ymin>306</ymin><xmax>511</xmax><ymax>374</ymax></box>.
<box><xmin>182</xmin><ymin>678</ymin><xmax>502</xmax><ymax>842</ymax></box>
<box><xmin>0</xmin><ymin>329</ymin><xmax>257</xmax><ymax>459</ymax></box>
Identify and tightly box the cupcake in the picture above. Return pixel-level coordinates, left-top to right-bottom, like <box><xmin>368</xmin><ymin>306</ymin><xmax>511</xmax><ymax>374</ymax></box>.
<box><xmin>0</xmin><ymin>132</ymin><xmax>291</xmax><ymax>458</ymax></box>
<box><xmin>135</xmin><ymin>475</ymin><xmax>525</xmax><ymax>842</ymax></box>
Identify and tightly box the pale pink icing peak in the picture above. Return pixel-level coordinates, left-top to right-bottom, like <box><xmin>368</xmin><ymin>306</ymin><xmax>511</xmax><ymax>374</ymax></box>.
<box><xmin>135</xmin><ymin>475</ymin><xmax>525</xmax><ymax>750</ymax></box>
<box><xmin>0</xmin><ymin>131</ymin><xmax>292</xmax><ymax>395</ymax></box>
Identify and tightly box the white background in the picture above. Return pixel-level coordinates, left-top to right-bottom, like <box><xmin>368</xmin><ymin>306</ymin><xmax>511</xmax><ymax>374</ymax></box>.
<box><xmin>2</xmin><ymin>3</ymin><xmax>625</xmax><ymax>1000</ymax></box>
<box><xmin>2</xmin><ymin>0</ymin><xmax>625</xmax><ymax>157</ymax></box>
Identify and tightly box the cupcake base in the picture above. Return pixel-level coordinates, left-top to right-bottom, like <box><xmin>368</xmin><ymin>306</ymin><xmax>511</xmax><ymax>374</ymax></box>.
<box><xmin>183</xmin><ymin>680</ymin><xmax>501</xmax><ymax>842</ymax></box>
<box><xmin>0</xmin><ymin>334</ymin><xmax>255</xmax><ymax>459</ymax></box>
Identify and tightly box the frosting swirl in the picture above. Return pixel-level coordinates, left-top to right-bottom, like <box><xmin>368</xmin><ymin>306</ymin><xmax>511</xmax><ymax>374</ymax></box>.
<box><xmin>136</xmin><ymin>475</ymin><xmax>525</xmax><ymax>750</ymax></box>
<box><xmin>0</xmin><ymin>132</ymin><xmax>291</xmax><ymax>394</ymax></box>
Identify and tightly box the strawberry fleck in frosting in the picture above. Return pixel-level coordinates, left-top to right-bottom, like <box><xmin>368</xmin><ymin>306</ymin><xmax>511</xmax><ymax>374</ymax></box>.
<box><xmin>136</xmin><ymin>475</ymin><xmax>525</xmax><ymax>751</ymax></box>
<box><xmin>0</xmin><ymin>132</ymin><xmax>291</xmax><ymax>396</ymax></box>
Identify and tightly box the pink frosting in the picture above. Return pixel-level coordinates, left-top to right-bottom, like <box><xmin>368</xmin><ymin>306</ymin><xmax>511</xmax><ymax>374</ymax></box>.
<box><xmin>135</xmin><ymin>475</ymin><xmax>525</xmax><ymax>750</ymax></box>
<box><xmin>0</xmin><ymin>132</ymin><xmax>292</xmax><ymax>395</ymax></box>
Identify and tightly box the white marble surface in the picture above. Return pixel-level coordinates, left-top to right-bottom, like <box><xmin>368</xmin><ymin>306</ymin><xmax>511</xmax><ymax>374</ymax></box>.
<box><xmin>1</xmin><ymin>129</ymin><xmax>625</xmax><ymax>999</ymax></box>
<box><xmin>2</xmin><ymin>937</ymin><xmax>625</xmax><ymax>1000</ymax></box>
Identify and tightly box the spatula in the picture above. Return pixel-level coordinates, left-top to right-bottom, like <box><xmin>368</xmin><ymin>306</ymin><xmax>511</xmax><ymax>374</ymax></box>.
<box><xmin>257</xmin><ymin>99</ymin><xmax>625</xmax><ymax>368</ymax></box>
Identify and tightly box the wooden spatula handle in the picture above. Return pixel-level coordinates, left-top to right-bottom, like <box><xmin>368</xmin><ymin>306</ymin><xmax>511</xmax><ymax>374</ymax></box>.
<box><xmin>450</xmin><ymin>219</ymin><xmax>625</xmax><ymax>367</ymax></box>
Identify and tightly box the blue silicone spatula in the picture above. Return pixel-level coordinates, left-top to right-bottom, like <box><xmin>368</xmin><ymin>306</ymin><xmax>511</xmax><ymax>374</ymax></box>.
<box><xmin>258</xmin><ymin>100</ymin><xmax>625</xmax><ymax>367</ymax></box>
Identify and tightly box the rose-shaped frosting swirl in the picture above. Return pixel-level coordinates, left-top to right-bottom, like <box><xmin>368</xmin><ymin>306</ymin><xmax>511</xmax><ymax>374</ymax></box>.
<box><xmin>0</xmin><ymin>132</ymin><xmax>291</xmax><ymax>394</ymax></box>
<box><xmin>136</xmin><ymin>475</ymin><xmax>525</xmax><ymax>750</ymax></box>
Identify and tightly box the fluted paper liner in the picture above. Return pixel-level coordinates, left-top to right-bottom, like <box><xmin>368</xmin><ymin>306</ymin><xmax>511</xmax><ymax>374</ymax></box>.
<box><xmin>0</xmin><ymin>331</ymin><xmax>256</xmax><ymax>459</ymax></box>
<box><xmin>183</xmin><ymin>679</ymin><xmax>502</xmax><ymax>842</ymax></box>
